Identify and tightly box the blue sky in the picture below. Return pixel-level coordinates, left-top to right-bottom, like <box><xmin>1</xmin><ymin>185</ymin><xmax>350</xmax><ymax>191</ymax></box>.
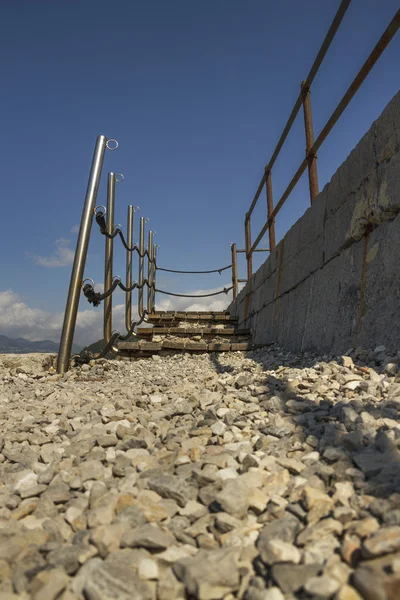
<box><xmin>0</xmin><ymin>0</ymin><xmax>399</xmax><ymax>346</ymax></box>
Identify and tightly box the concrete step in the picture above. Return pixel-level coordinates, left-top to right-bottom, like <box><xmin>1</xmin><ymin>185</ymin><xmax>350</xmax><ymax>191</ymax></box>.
<box><xmin>137</xmin><ymin>327</ymin><xmax>250</xmax><ymax>336</ymax></box>
<box><xmin>146</xmin><ymin>311</ymin><xmax>238</xmax><ymax>324</ymax></box>
<box><xmin>148</xmin><ymin>311</ymin><xmax>231</xmax><ymax>316</ymax></box>
<box><xmin>117</xmin><ymin>340</ymin><xmax>253</xmax><ymax>354</ymax></box>
<box><xmin>116</xmin><ymin>311</ymin><xmax>252</xmax><ymax>358</ymax></box>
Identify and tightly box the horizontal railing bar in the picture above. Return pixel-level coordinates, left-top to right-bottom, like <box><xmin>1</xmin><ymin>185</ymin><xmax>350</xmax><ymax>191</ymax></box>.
<box><xmin>302</xmin><ymin>0</ymin><xmax>352</xmax><ymax>94</ymax></box>
<box><xmin>247</xmin><ymin>0</ymin><xmax>351</xmax><ymax>218</ymax></box>
<box><xmin>238</xmin><ymin>279</ymin><xmax>248</xmax><ymax>283</ymax></box>
<box><xmin>309</xmin><ymin>7</ymin><xmax>400</xmax><ymax>159</ymax></box>
<box><xmin>236</xmin><ymin>248</ymin><xmax>269</xmax><ymax>253</ymax></box>
<box><xmin>250</xmin><ymin>7</ymin><xmax>400</xmax><ymax>256</ymax></box>
<box><xmin>250</xmin><ymin>159</ymin><xmax>308</xmax><ymax>254</ymax></box>
<box><xmin>247</xmin><ymin>174</ymin><xmax>267</xmax><ymax>217</ymax></box>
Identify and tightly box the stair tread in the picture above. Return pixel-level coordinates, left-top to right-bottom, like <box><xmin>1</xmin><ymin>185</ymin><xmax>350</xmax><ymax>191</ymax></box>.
<box><xmin>137</xmin><ymin>327</ymin><xmax>250</xmax><ymax>336</ymax></box>
<box><xmin>147</xmin><ymin>312</ymin><xmax>238</xmax><ymax>323</ymax></box>
<box><xmin>117</xmin><ymin>310</ymin><xmax>249</xmax><ymax>355</ymax></box>
<box><xmin>117</xmin><ymin>340</ymin><xmax>252</xmax><ymax>352</ymax></box>
<box><xmin>149</xmin><ymin>311</ymin><xmax>230</xmax><ymax>316</ymax></box>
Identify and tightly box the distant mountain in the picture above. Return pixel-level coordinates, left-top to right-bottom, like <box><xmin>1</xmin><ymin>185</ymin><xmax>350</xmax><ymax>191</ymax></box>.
<box><xmin>81</xmin><ymin>339</ymin><xmax>114</xmax><ymax>359</ymax></box>
<box><xmin>0</xmin><ymin>335</ymin><xmax>81</xmax><ymax>355</ymax></box>
<box><xmin>82</xmin><ymin>337</ymin><xmax>137</xmax><ymax>358</ymax></box>
<box><xmin>82</xmin><ymin>339</ymin><xmax>106</xmax><ymax>355</ymax></box>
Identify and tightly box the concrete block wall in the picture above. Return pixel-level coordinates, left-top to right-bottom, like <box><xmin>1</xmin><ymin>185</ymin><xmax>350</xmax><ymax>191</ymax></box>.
<box><xmin>228</xmin><ymin>91</ymin><xmax>400</xmax><ymax>354</ymax></box>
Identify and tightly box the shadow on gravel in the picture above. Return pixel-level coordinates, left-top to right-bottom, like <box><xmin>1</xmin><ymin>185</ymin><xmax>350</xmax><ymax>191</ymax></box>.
<box><xmin>211</xmin><ymin>347</ymin><xmax>400</xmax><ymax>501</ymax></box>
<box><xmin>209</xmin><ymin>352</ymin><xmax>235</xmax><ymax>374</ymax></box>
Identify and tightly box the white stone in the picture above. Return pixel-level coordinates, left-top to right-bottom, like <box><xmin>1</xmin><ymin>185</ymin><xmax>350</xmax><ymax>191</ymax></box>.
<box><xmin>264</xmin><ymin>589</ymin><xmax>285</xmax><ymax>600</ymax></box>
<box><xmin>216</xmin><ymin>407</ymin><xmax>230</xmax><ymax>417</ymax></box>
<box><xmin>211</xmin><ymin>420</ymin><xmax>227</xmax><ymax>436</ymax></box>
<box><xmin>216</xmin><ymin>468</ymin><xmax>238</xmax><ymax>482</ymax></box>
<box><xmin>259</xmin><ymin>539</ymin><xmax>301</xmax><ymax>565</ymax></box>
<box><xmin>343</xmin><ymin>380</ymin><xmax>361</xmax><ymax>391</ymax></box>
<box><xmin>149</xmin><ymin>394</ymin><xmax>163</xmax><ymax>404</ymax></box>
<box><xmin>138</xmin><ymin>558</ymin><xmax>159</xmax><ymax>580</ymax></box>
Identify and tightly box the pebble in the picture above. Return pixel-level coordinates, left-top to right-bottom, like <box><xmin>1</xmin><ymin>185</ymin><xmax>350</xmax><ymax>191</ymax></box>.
<box><xmin>0</xmin><ymin>344</ymin><xmax>398</xmax><ymax>599</ymax></box>
<box><xmin>362</xmin><ymin>526</ymin><xmax>400</xmax><ymax>558</ymax></box>
<box><xmin>138</xmin><ymin>557</ymin><xmax>159</xmax><ymax>580</ymax></box>
<box><xmin>304</xmin><ymin>574</ymin><xmax>341</xmax><ymax>597</ymax></box>
<box><xmin>258</xmin><ymin>538</ymin><xmax>301</xmax><ymax>565</ymax></box>
<box><xmin>215</xmin><ymin>479</ymin><xmax>249</xmax><ymax>518</ymax></box>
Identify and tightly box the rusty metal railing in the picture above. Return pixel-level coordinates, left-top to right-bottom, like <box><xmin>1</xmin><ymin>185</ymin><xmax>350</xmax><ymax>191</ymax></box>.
<box><xmin>231</xmin><ymin>1</ymin><xmax>400</xmax><ymax>300</ymax></box>
<box><xmin>57</xmin><ymin>3</ymin><xmax>399</xmax><ymax>371</ymax></box>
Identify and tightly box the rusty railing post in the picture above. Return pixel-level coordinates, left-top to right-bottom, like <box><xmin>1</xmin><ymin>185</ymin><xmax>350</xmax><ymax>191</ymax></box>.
<box><xmin>244</xmin><ymin>214</ymin><xmax>253</xmax><ymax>321</ymax></box>
<box><xmin>231</xmin><ymin>243</ymin><xmax>238</xmax><ymax>300</ymax></box>
<box><xmin>301</xmin><ymin>81</ymin><xmax>319</xmax><ymax>203</ymax></box>
<box><xmin>265</xmin><ymin>167</ymin><xmax>276</xmax><ymax>250</ymax></box>
<box><xmin>245</xmin><ymin>214</ymin><xmax>253</xmax><ymax>282</ymax></box>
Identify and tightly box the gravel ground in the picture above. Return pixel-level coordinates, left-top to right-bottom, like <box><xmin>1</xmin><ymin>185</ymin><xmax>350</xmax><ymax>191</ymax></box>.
<box><xmin>0</xmin><ymin>345</ymin><xmax>399</xmax><ymax>600</ymax></box>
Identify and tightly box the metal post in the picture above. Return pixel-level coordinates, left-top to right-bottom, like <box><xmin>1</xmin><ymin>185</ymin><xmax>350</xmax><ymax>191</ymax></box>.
<box><xmin>245</xmin><ymin>214</ymin><xmax>253</xmax><ymax>281</ymax></box>
<box><xmin>265</xmin><ymin>168</ymin><xmax>276</xmax><ymax>251</ymax></box>
<box><xmin>147</xmin><ymin>230</ymin><xmax>154</xmax><ymax>312</ymax></box>
<box><xmin>104</xmin><ymin>173</ymin><xmax>116</xmax><ymax>344</ymax></box>
<box><xmin>152</xmin><ymin>244</ymin><xmax>157</xmax><ymax>312</ymax></box>
<box><xmin>231</xmin><ymin>243</ymin><xmax>238</xmax><ymax>300</ymax></box>
<box><xmin>244</xmin><ymin>215</ymin><xmax>252</xmax><ymax>321</ymax></box>
<box><xmin>57</xmin><ymin>135</ymin><xmax>108</xmax><ymax>374</ymax></box>
<box><xmin>138</xmin><ymin>217</ymin><xmax>145</xmax><ymax>316</ymax></box>
<box><xmin>301</xmin><ymin>81</ymin><xmax>319</xmax><ymax>203</ymax></box>
<box><xmin>125</xmin><ymin>205</ymin><xmax>134</xmax><ymax>332</ymax></box>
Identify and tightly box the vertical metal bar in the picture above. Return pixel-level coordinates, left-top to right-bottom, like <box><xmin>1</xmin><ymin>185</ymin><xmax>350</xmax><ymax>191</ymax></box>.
<box><xmin>125</xmin><ymin>205</ymin><xmax>134</xmax><ymax>332</ymax></box>
<box><xmin>244</xmin><ymin>215</ymin><xmax>253</xmax><ymax>321</ymax></box>
<box><xmin>152</xmin><ymin>244</ymin><xmax>157</xmax><ymax>313</ymax></box>
<box><xmin>57</xmin><ymin>135</ymin><xmax>107</xmax><ymax>374</ymax></box>
<box><xmin>301</xmin><ymin>81</ymin><xmax>319</xmax><ymax>203</ymax></box>
<box><xmin>245</xmin><ymin>214</ymin><xmax>253</xmax><ymax>281</ymax></box>
<box><xmin>138</xmin><ymin>217</ymin><xmax>145</xmax><ymax>316</ymax></box>
<box><xmin>231</xmin><ymin>243</ymin><xmax>238</xmax><ymax>300</ymax></box>
<box><xmin>265</xmin><ymin>168</ymin><xmax>276</xmax><ymax>251</ymax></box>
<box><xmin>147</xmin><ymin>230</ymin><xmax>154</xmax><ymax>313</ymax></box>
<box><xmin>104</xmin><ymin>173</ymin><xmax>115</xmax><ymax>343</ymax></box>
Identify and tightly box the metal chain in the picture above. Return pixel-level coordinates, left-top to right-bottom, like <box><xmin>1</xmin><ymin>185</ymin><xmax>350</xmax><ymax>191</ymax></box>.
<box><xmin>154</xmin><ymin>286</ymin><xmax>233</xmax><ymax>298</ymax></box>
<box><xmin>118</xmin><ymin>309</ymin><xmax>149</xmax><ymax>341</ymax></box>
<box><xmin>82</xmin><ymin>280</ymin><xmax>155</xmax><ymax>306</ymax></box>
<box><xmin>95</xmin><ymin>213</ymin><xmax>232</xmax><ymax>274</ymax></box>
<box><xmin>156</xmin><ymin>264</ymin><xmax>232</xmax><ymax>275</ymax></box>
<box><xmin>72</xmin><ymin>310</ymin><xmax>150</xmax><ymax>365</ymax></box>
<box><xmin>96</xmin><ymin>214</ymin><xmax>153</xmax><ymax>258</ymax></box>
<box><xmin>83</xmin><ymin>280</ymin><xmax>233</xmax><ymax>306</ymax></box>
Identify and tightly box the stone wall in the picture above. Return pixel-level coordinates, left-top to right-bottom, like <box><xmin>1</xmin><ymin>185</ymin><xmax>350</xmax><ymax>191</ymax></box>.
<box><xmin>228</xmin><ymin>91</ymin><xmax>400</xmax><ymax>353</ymax></box>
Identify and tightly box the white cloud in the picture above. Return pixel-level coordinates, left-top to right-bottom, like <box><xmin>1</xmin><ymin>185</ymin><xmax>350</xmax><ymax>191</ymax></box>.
<box><xmin>0</xmin><ymin>289</ymin><xmax>132</xmax><ymax>348</ymax></box>
<box><xmin>0</xmin><ymin>290</ymin><xmax>64</xmax><ymax>342</ymax></box>
<box><xmin>71</xmin><ymin>224</ymin><xmax>80</xmax><ymax>234</ymax></box>
<box><xmin>0</xmin><ymin>283</ymin><xmax>243</xmax><ymax>350</ymax></box>
<box><xmin>32</xmin><ymin>238</ymin><xmax>75</xmax><ymax>268</ymax></box>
